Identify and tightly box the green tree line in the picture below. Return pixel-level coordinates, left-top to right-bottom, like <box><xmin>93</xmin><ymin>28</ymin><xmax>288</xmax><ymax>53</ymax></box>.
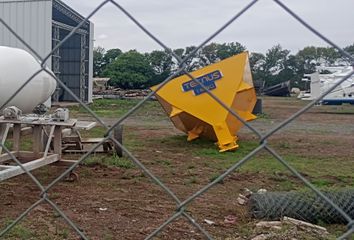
<box><xmin>94</xmin><ymin>42</ymin><xmax>354</xmax><ymax>89</ymax></box>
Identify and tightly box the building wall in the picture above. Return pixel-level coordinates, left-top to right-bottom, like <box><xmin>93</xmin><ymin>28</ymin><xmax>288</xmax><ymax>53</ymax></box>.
<box><xmin>0</xmin><ymin>0</ymin><xmax>52</xmax><ymax>67</ymax></box>
<box><xmin>0</xmin><ymin>0</ymin><xmax>94</xmax><ymax>103</ymax></box>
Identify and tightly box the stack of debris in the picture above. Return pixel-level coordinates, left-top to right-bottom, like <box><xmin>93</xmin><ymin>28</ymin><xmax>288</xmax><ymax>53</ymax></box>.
<box><xmin>250</xmin><ymin>217</ymin><xmax>330</xmax><ymax>240</ymax></box>
<box><xmin>93</xmin><ymin>88</ymin><xmax>152</xmax><ymax>100</ymax></box>
<box><xmin>230</xmin><ymin>188</ymin><xmax>338</xmax><ymax>239</ymax></box>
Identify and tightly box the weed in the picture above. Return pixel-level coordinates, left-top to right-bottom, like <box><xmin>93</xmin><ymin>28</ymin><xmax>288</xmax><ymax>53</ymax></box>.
<box><xmin>3</xmin><ymin>220</ymin><xmax>33</xmax><ymax>239</ymax></box>
<box><xmin>209</xmin><ymin>173</ymin><xmax>224</xmax><ymax>184</ymax></box>
<box><xmin>277</xmin><ymin>180</ymin><xmax>295</xmax><ymax>191</ymax></box>
<box><xmin>157</xmin><ymin>159</ymin><xmax>171</xmax><ymax>166</ymax></box>
<box><xmin>50</xmin><ymin>192</ymin><xmax>61</xmax><ymax>200</ymax></box>
<box><xmin>103</xmin><ymin>233</ymin><xmax>114</xmax><ymax>240</ymax></box>
<box><xmin>110</xmin><ymin>154</ymin><xmax>135</xmax><ymax>169</ymax></box>
<box><xmin>256</xmin><ymin>113</ymin><xmax>270</xmax><ymax>119</ymax></box>
<box><xmin>185</xmin><ymin>176</ymin><xmax>198</xmax><ymax>185</ymax></box>
<box><xmin>187</xmin><ymin>164</ymin><xmax>195</xmax><ymax>169</ymax></box>
<box><xmin>312</xmin><ymin>179</ymin><xmax>332</xmax><ymax>188</ymax></box>
<box><xmin>58</xmin><ymin>228</ymin><xmax>69</xmax><ymax>238</ymax></box>
<box><xmin>170</xmin><ymin>168</ymin><xmax>177</xmax><ymax>175</ymax></box>
<box><xmin>279</xmin><ymin>142</ymin><xmax>291</xmax><ymax>149</ymax></box>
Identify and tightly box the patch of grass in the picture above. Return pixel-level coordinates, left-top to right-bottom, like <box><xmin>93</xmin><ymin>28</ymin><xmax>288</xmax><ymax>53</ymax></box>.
<box><xmin>276</xmin><ymin>180</ymin><xmax>295</xmax><ymax>191</ymax></box>
<box><xmin>2</xmin><ymin>220</ymin><xmax>33</xmax><ymax>240</ymax></box>
<box><xmin>83</xmin><ymin>154</ymin><xmax>135</xmax><ymax>169</ymax></box>
<box><xmin>155</xmin><ymin>135</ymin><xmax>353</xmax><ymax>188</ymax></box>
<box><xmin>58</xmin><ymin>228</ymin><xmax>69</xmax><ymax>239</ymax></box>
<box><xmin>49</xmin><ymin>192</ymin><xmax>61</xmax><ymax>200</ymax></box>
<box><xmin>156</xmin><ymin>159</ymin><xmax>171</xmax><ymax>166</ymax></box>
<box><xmin>20</xmin><ymin>137</ymin><xmax>33</xmax><ymax>151</ymax></box>
<box><xmin>256</xmin><ymin>113</ymin><xmax>270</xmax><ymax>119</ymax></box>
<box><xmin>111</xmin><ymin>156</ymin><xmax>135</xmax><ymax>169</ymax></box>
<box><xmin>68</xmin><ymin>99</ymin><xmax>166</xmax><ymax>121</ymax></box>
<box><xmin>311</xmin><ymin>179</ymin><xmax>333</xmax><ymax>188</ymax></box>
<box><xmin>4</xmin><ymin>137</ymin><xmax>32</xmax><ymax>152</ymax></box>
<box><xmin>156</xmin><ymin>135</ymin><xmax>192</xmax><ymax>147</ymax></box>
<box><xmin>209</xmin><ymin>172</ymin><xmax>224</xmax><ymax>184</ymax></box>
<box><xmin>103</xmin><ymin>233</ymin><xmax>114</xmax><ymax>240</ymax></box>
<box><xmin>278</xmin><ymin>142</ymin><xmax>291</xmax><ymax>149</ymax></box>
<box><xmin>194</xmin><ymin>139</ymin><xmax>260</xmax><ymax>162</ymax></box>
<box><xmin>4</xmin><ymin>140</ymin><xmax>13</xmax><ymax>149</ymax></box>
<box><xmin>315</xmin><ymin>104</ymin><xmax>354</xmax><ymax>114</ymax></box>
<box><xmin>230</xmin><ymin>220</ymin><xmax>339</xmax><ymax>240</ymax></box>
<box><xmin>80</xmin><ymin>126</ymin><xmax>107</xmax><ymax>138</ymax></box>
<box><xmin>192</xmin><ymin>139</ymin><xmax>354</xmax><ymax>189</ymax></box>
<box><xmin>185</xmin><ymin>176</ymin><xmax>198</xmax><ymax>185</ymax></box>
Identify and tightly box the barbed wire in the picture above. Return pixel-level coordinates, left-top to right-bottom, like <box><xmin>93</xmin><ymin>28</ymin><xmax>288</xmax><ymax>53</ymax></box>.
<box><xmin>0</xmin><ymin>0</ymin><xmax>353</xmax><ymax>239</ymax></box>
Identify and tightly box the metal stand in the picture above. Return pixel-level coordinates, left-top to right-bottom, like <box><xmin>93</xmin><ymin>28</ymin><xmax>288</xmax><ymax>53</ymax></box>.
<box><xmin>62</xmin><ymin>122</ymin><xmax>123</xmax><ymax>157</ymax></box>
<box><xmin>0</xmin><ymin>117</ymin><xmax>123</xmax><ymax>181</ymax></box>
<box><xmin>0</xmin><ymin>117</ymin><xmax>76</xmax><ymax>181</ymax></box>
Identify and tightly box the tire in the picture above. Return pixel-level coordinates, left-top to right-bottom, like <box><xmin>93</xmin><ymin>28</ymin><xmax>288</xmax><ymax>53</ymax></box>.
<box><xmin>113</xmin><ymin>124</ymin><xmax>123</xmax><ymax>158</ymax></box>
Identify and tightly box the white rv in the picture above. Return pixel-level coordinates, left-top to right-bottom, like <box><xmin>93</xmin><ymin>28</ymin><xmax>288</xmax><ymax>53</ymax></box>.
<box><xmin>300</xmin><ymin>66</ymin><xmax>354</xmax><ymax>105</ymax></box>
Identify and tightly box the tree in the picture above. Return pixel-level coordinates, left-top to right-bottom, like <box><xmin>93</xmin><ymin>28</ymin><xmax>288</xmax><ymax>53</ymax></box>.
<box><xmin>317</xmin><ymin>47</ymin><xmax>340</xmax><ymax>65</ymax></box>
<box><xmin>249</xmin><ymin>52</ymin><xmax>265</xmax><ymax>82</ymax></box>
<box><xmin>344</xmin><ymin>43</ymin><xmax>354</xmax><ymax>56</ymax></box>
<box><xmin>104</xmin><ymin>50</ymin><xmax>155</xmax><ymax>89</ymax></box>
<box><xmin>343</xmin><ymin>43</ymin><xmax>354</xmax><ymax>64</ymax></box>
<box><xmin>104</xmin><ymin>48</ymin><xmax>122</xmax><ymax>65</ymax></box>
<box><xmin>285</xmin><ymin>54</ymin><xmax>306</xmax><ymax>88</ymax></box>
<box><xmin>146</xmin><ymin>50</ymin><xmax>173</xmax><ymax>85</ymax></box>
<box><xmin>172</xmin><ymin>42</ymin><xmax>246</xmax><ymax>73</ymax></box>
<box><xmin>216</xmin><ymin>42</ymin><xmax>246</xmax><ymax>60</ymax></box>
<box><xmin>199</xmin><ymin>43</ymin><xmax>219</xmax><ymax>67</ymax></box>
<box><xmin>94</xmin><ymin>42</ymin><xmax>350</xmax><ymax>91</ymax></box>
<box><xmin>93</xmin><ymin>46</ymin><xmax>105</xmax><ymax>77</ymax></box>
<box><xmin>173</xmin><ymin>46</ymin><xmax>200</xmax><ymax>72</ymax></box>
<box><xmin>263</xmin><ymin>45</ymin><xmax>290</xmax><ymax>74</ymax></box>
<box><xmin>296</xmin><ymin>46</ymin><xmax>322</xmax><ymax>74</ymax></box>
<box><xmin>262</xmin><ymin>44</ymin><xmax>291</xmax><ymax>86</ymax></box>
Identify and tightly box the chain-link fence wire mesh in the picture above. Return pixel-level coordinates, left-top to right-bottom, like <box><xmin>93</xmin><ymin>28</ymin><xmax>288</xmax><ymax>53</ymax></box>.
<box><xmin>0</xmin><ymin>0</ymin><xmax>353</xmax><ymax>239</ymax></box>
<box><xmin>250</xmin><ymin>190</ymin><xmax>354</xmax><ymax>224</ymax></box>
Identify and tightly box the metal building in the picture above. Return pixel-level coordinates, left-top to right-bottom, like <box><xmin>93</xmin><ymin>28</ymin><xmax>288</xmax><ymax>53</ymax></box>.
<box><xmin>0</xmin><ymin>0</ymin><xmax>94</xmax><ymax>103</ymax></box>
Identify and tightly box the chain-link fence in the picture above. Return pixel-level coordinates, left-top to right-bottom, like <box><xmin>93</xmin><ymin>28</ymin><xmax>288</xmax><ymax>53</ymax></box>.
<box><xmin>250</xmin><ymin>190</ymin><xmax>354</xmax><ymax>224</ymax></box>
<box><xmin>0</xmin><ymin>0</ymin><xmax>353</xmax><ymax>239</ymax></box>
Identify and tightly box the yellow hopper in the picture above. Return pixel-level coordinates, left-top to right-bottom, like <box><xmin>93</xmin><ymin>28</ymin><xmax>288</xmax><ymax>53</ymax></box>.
<box><xmin>151</xmin><ymin>52</ymin><xmax>257</xmax><ymax>152</ymax></box>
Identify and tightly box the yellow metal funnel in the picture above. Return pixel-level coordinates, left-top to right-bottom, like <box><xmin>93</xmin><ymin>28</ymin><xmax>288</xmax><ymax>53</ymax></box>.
<box><xmin>151</xmin><ymin>52</ymin><xmax>257</xmax><ymax>152</ymax></box>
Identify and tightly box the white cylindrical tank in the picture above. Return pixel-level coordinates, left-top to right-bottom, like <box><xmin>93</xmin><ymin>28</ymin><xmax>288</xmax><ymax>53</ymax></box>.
<box><xmin>0</xmin><ymin>46</ymin><xmax>57</xmax><ymax>113</ymax></box>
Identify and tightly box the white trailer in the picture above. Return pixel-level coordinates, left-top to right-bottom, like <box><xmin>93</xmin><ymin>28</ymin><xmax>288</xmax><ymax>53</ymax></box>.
<box><xmin>301</xmin><ymin>66</ymin><xmax>354</xmax><ymax>105</ymax></box>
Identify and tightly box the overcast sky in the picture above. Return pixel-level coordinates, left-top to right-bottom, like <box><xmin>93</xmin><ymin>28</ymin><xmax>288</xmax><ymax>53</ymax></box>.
<box><xmin>62</xmin><ymin>0</ymin><xmax>354</xmax><ymax>54</ymax></box>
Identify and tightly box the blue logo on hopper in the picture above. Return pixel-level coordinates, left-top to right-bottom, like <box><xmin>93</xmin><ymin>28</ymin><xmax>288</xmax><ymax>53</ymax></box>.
<box><xmin>182</xmin><ymin>70</ymin><xmax>223</xmax><ymax>96</ymax></box>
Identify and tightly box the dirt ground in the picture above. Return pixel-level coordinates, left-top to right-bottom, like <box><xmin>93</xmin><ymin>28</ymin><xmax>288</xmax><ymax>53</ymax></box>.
<box><xmin>0</xmin><ymin>97</ymin><xmax>353</xmax><ymax>240</ymax></box>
